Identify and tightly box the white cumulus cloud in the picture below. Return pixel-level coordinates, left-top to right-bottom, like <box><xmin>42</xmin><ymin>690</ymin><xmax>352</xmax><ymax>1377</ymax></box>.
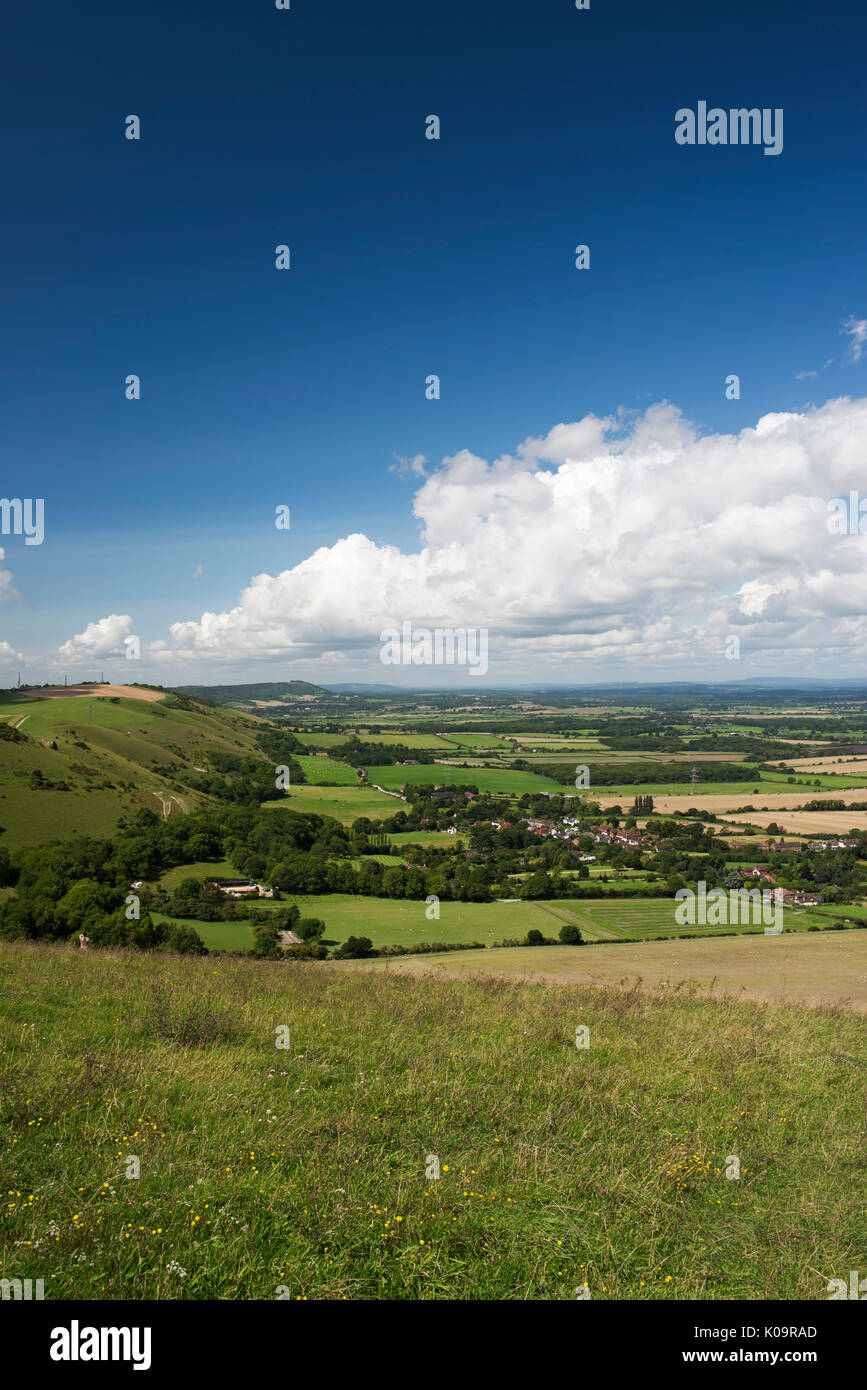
<box><xmin>59</xmin><ymin>614</ymin><xmax>134</xmax><ymax>663</ymax></box>
<box><xmin>163</xmin><ymin>397</ymin><xmax>867</xmax><ymax>678</ymax></box>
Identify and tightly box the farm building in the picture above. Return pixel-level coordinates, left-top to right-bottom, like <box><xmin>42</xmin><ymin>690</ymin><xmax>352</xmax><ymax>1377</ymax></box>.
<box><xmin>207</xmin><ymin>878</ymin><xmax>274</xmax><ymax>899</ymax></box>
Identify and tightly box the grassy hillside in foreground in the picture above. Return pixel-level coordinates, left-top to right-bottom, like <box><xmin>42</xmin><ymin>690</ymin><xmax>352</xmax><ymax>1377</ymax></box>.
<box><xmin>0</xmin><ymin>693</ymin><xmax>270</xmax><ymax>847</ymax></box>
<box><xmin>0</xmin><ymin>942</ymin><xmax>863</xmax><ymax>1300</ymax></box>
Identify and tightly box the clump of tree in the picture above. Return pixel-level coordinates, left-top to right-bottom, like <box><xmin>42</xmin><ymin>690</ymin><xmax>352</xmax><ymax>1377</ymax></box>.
<box><xmin>333</xmin><ymin>935</ymin><xmax>378</xmax><ymax>959</ymax></box>
<box><xmin>559</xmin><ymin>922</ymin><xmax>584</xmax><ymax>945</ymax></box>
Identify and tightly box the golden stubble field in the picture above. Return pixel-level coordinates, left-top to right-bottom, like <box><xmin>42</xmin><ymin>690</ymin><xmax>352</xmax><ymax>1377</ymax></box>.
<box><xmin>361</xmin><ymin>930</ymin><xmax>867</xmax><ymax>1011</ymax></box>
<box><xmin>786</xmin><ymin>757</ymin><xmax>867</xmax><ymax>774</ymax></box>
<box><xmin>598</xmin><ymin>788</ymin><xmax>867</xmax><ymax>815</ymax></box>
<box><xmin>22</xmin><ymin>683</ymin><xmax>165</xmax><ymax>702</ymax></box>
<box><xmin>719</xmin><ymin>809</ymin><xmax>867</xmax><ymax>834</ymax></box>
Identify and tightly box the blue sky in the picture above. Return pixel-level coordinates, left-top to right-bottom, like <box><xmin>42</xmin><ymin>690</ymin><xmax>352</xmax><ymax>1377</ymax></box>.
<box><xmin>2</xmin><ymin>0</ymin><xmax>866</xmax><ymax>685</ymax></box>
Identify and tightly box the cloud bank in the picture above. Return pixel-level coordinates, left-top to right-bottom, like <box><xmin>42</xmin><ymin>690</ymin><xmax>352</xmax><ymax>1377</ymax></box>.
<box><xmin>62</xmin><ymin>398</ymin><xmax>867</xmax><ymax>679</ymax></box>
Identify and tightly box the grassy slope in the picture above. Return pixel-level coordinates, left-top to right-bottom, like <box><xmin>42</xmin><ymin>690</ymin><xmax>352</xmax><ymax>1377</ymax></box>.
<box><xmin>1</xmin><ymin>941</ymin><xmax>863</xmax><ymax>1300</ymax></box>
<box><xmin>0</xmin><ymin>694</ymin><xmax>269</xmax><ymax>847</ymax></box>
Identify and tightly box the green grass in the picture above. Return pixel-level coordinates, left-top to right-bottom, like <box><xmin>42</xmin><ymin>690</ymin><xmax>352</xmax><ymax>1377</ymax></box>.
<box><xmin>293</xmin><ymin>755</ymin><xmax>358</xmax><ymax>785</ymax></box>
<box><xmin>547</xmin><ymin>898</ymin><xmax>821</xmax><ymax>942</ymax></box>
<box><xmin>153</xmin><ymin>896</ymin><xmax>562</xmax><ymax>952</ymax></box>
<box><xmin>277</xmin><ymin>895</ymin><xmax>558</xmax><ymax>947</ymax></box>
<box><xmin>812</xmin><ymin>902</ymin><xmax>867</xmax><ymax>922</ymax></box>
<box><xmin>150</xmin><ymin>913</ymin><xmax>255</xmax><ymax>952</ymax></box>
<box><xmin>435</xmin><ymin>732</ymin><xmax>516</xmax><ymax>751</ymax></box>
<box><xmin>0</xmin><ymin>694</ymin><xmax>270</xmax><ymax>847</ymax></box>
<box><xmin>158</xmin><ymin>861</ymin><xmax>237</xmax><ymax>891</ymax></box>
<box><xmin>296</xmin><ymin>732</ymin><xmax>448</xmax><ymax>750</ymax></box>
<box><xmin>263</xmin><ymin>784</ymin><xmax>402</xmax><ymax>825</ymax></box>
<box><xmin>1</xmin><ymin>940</ymin><xmax>862</xmax><ymax>1300</ymax></box>
<box><xmin>153</xmin><ymin>891</ymin><xmax>833</xmax><ymax>954</ymax></box>
<box><xmin>364</xmin><ymin>764</ymin><xmax>568</xmax><ymax>795</ymax></box>
<box><xmin>592</xmin><ymin>771</ymin><xmax>867</xmax><ymax>799</ymax></box>
<box><xmin>387</xmin><ymin>830</ymin><xmax>460</xmax><ymax>847</ymax></box>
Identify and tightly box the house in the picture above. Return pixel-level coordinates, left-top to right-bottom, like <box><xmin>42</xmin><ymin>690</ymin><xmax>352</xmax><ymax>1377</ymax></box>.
<box><xmin>772</xmin><ymin>888</ymin><xmax>823</xmax><ymax>906</ymax></box>
<box><xmin>208</xmin><ymin>878</ymin><xmax>274</xmax><ymax>899</ymax></box>
<box><xmin>745</xmin><ymin>867</ymin><xmax>776</xmax><ymax>884</ymax></box>
<box><xmin>807</xmin><ymin>838</ymin><xmax>857</xmax><ymax>852</ymax></box>
<box><xmin>277</xmin><ymin>930</ymin><xmax>302</xmax><ymax>946</ymax></box>
<box><xmin>592</xmin><ymin>828</ymin><xmax>651</xmax><ymax>849</ymax></box>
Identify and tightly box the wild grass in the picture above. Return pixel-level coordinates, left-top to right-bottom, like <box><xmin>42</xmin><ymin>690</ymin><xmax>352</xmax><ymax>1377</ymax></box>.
<box><xmin>1</xmin><ymin>941</ymin><xmax>864</xmax><ymax>1300</ymax></box>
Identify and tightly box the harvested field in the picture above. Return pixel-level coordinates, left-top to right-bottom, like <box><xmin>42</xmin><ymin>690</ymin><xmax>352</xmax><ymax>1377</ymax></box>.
<box><xmin>720</xmin><ymin>809</ymin><xmax>867</xmax><ymax>835</ymax></box>
<box><xmin>21</xmin><ymin>683</ymin><xmax>165</xmax><ymax>702</ymax></box>
<box><xmin>600</xmin><ymin>787</ymin><xmax>867</xmax><ymax>815</ymax></box>
<box><xmin>786</xmin><ymin>757</ymin><xmax>867</xmax><ymax>774</ymax></box>
<box><xmin>365</xmin><ymin>930</ymin><xmax>867</xmax><ymax>1011</ymax></box>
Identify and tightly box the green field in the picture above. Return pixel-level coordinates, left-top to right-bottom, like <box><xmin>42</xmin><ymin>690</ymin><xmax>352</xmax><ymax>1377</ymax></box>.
<box><xmin>151</xmin><ymin>912</ymin><xmax>256</xmax><ymax>952</ymax></box>
<box><xmin>293</xmin><ymin>732</ymin><xmax>354</xmax><ymax>749</ymax></box>
<box><xmin>150</xmin><ymin>884</ymin><xmax>844</xmax><ymax>950</ymax></box>
<box><xmin>171</xmin><ymin>895</ymin><xmax>562</xmax><ymax>952</ymax></box>
<box><xmin>153</xmin><ymin>891</ymin><xmax>832</xmax><ymax>954</ymax></box>
<box><xmin>364</xmin><ymin>764</ymin><xmax>568</xmax><ymax>795</ymax></box>
<box><xmin>293</xmin><ymin>755</ymin><xmax>358</xmax><ymax>785</ymax></box>
<box><xmin>1</xmin><ymin>940</ymin><xmax>862</xmax><ymax>1300</ymax></box>
<box><xmin>387</xmin><ymin>830</ymin><xmax>459</xmax><ymax>847</ymax></box>
<box><xmin>158</xmin><ymin>861</ymin><xmax>237</xmax><ymax>891</ymax></box>
<box><xmin>548</xmin><ymin>898</ymin><xmax>819</xmax><ymax>942</ymax></box>
<box><xmin>590</xmin><ymin>769</ymin><xmax>867</xmax><ymax>799</ymax></box>
<box><xmin>264</xmin><ymin>784</ymin><xmax>402</xmax><ymax>825</ymax></box>
<box><xmin>435</xmin><ymin>733</ymin><xmax>516</xmax><ymax>751</ymax></box>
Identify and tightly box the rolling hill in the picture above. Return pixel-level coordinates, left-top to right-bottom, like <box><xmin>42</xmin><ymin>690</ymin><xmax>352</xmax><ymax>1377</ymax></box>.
<box><xmin>0</xmin><ymin>685</ymin><xmax>277</xmax><ymax>847</ymax></box>
<box><xmin>171</xmin><ymin>681</ymin><xmax>328</xmax><ymax>706</ymax></box>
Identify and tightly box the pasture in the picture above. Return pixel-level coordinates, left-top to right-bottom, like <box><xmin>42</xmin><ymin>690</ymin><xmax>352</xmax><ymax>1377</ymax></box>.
<box><xmin>264</xmin><ymin>784</ymin><xmax>402</xmax><ymax>824</ymax></box>
<box><xmin>179</xmin><ymin>895</ymin><xmax>561</xmax><ymax>952</ymax></box>
<box><xmin>363</xmin><ymin>764</ymin><xmax>568</xmax><ymax>795</ymax></box>
<box><xmin>293</xmin><ymin>755</ymin><xmax>359</xmax><ymax>785</ymax></box>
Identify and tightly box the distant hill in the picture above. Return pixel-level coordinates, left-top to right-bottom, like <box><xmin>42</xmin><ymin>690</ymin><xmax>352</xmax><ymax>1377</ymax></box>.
<box><xmin>171</xmin><ymin>681</ymin><xmax>328</xmax><ymax>706</ymax></box>
<box><xmin>325</xmin><ymin>683</ymin><xmax>405</xmax><ymax>694</ymax></box>
<box><xmin>0</xmin><ymin>689</ymin><xmax>286</xmax><ymax>848</ymax></box>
